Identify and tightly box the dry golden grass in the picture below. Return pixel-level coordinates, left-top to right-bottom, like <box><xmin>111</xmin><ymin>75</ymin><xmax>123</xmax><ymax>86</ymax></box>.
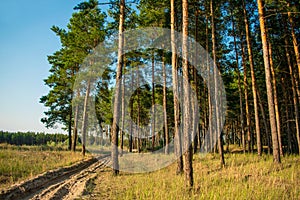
<box><xmin>89</xmin><ymin>152</ymin><xmax>300</xmax><ymax>200</ymax></box>
<box><xmin>0</xmin><ymin>144</ymin><xmax>88</xmax><ymax>189</ymax></box>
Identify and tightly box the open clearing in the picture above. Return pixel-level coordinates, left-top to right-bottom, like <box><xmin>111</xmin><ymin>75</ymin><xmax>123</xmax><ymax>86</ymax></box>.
<box><xmin>0</xmin><ymin>145</ymin><xmax>299</xmax><ymax>200</ymax></box>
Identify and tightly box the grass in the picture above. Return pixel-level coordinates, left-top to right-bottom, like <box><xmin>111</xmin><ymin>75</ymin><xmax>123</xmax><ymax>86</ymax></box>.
<box><xmin>89</xmin><ymin>152</ymin><xmax>300</xmax><ymax>200</ymax></box>
<box><xmin>0</xmin><ymin>143</ymin><xmax>88</xmax><ymax>189</ymax></box>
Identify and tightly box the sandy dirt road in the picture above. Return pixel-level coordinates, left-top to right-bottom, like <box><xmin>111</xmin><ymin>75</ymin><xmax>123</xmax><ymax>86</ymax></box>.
<box><xmin>0</xmin><ymin>155</ymin><xmax>110</xmax><ymax>200</ymax></box>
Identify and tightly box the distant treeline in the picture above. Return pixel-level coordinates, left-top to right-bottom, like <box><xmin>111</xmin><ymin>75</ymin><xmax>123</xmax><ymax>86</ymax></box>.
<box><xmin>0</xmin><ymin>131</ymin><xmax>68</xmax><ymax>146</ymax></box>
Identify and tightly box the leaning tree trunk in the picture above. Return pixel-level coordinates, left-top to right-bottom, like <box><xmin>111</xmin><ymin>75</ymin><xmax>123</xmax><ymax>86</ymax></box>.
<box><xmin>257</xmin><ymin>0</ymin><xmax>280</xmax><ymax>163</ymax></box>
<box><xmin>242</xmin><ymin>0</ymin><xmax>261</xmax><ymax>154</ymax></box>
<box><xmin>111</xmin><ymin>0</ymin><xmax>125</xmax><ymax>176</ymax></box>
<box><xmin>171</xmin><ymin>0</ymin><xmax>183</xmax><ymax>174</ymax></box>
<box><xmin>182</xmin><ymin>0</ymin><xmax>193</xmax><ymax>187</ymax></box>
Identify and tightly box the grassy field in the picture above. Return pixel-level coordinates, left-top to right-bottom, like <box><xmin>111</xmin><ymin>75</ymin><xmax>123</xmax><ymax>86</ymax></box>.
<box><xmin>0</xmin><ymin>144</ymin><xmax>87</xmax><ymax>189</ymax></box>
<box><xmin>90</xmin><ymin>152</ymin><xmax>300</xmax><ymax>200</ymax></box>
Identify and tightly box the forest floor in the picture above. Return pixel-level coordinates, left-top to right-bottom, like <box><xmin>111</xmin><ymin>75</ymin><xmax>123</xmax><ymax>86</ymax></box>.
<box><xmin>0</xmin><ymin>144</ymin><xmax>299</xmax><ymax>200</ymax></box>
<box><xmin>86</xmin><ymin>149</ymin><xmax>300</xmax><ymax>200</ymax></box>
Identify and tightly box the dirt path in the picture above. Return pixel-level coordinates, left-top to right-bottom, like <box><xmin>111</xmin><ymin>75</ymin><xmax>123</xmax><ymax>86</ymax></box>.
<box><xmin>0</xmin><ymin>155</ymin><xmax>110</xmax><ymax>200</ymax></box>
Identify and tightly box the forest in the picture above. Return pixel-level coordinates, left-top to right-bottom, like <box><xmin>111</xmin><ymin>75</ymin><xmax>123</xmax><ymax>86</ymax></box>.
<box><xmin>40</xmin><ymin>0</ymin><xmax>300</xmax><ymax>188</ymax></box>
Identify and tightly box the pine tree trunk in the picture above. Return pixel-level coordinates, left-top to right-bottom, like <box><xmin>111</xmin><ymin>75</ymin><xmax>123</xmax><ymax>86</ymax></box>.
<box><xmin>72</xmin><ymin>103</ymin><xmax>79</xmax><ymax>152</ymax></box>
<box><xmin>171</xmin><ymin>0</ymin><xmax>183</xmax><ymax>174</ymax></box>
<box><xmin>232</xmin><ymin>13</ymin><xmax>245</xmax><ymax>155</ymax></box>
<box><xmin>211</xmin><ymin>0</ymin><xmax>225</xmax><ymax>167</ymax></box>
<box><xmin>257</xmin><ymin>0</ymin><xmax>280</xmax><ymax>163</ymax></box>
<box><xmin>162</xmin><ymin>51</ymin><xmax>169</xmax><ymax>154</ymax></box>
<box><xmin>111</xmin><ymin>0</ymin><xmax>125</xmax><ymax>175</ymax></box>
<box><xmin>151</xmin><ymin>51</ymin><xmax>156</xmax><ymax>151</ymax></box>
<box><xmin>240</xmin><ymin>38</ymin><xmax>248</xmax><ymax>154</ymax></box>
<box><xmin>268</xmin><ymin>40</ymin><xmax>283</xmax><ymax>156</ymax></box>
<box><xmin>242</xmin><ymin>0</ymin><xmax>261</xmax><ymax>154</ymax></box>
<box><xmin>182</xmin><ymin>0</ymin><xmax>193</xmax><ymax>187</ymax></box>
<box><xmin>284</xmin><ymin>24</ymin><xmax>300</xmax><ymax>154</ymax></box>
<box><xmin>82</xmin><ymin>79</ymin><xmax>91</xmax><ymax>157</ymax></box>
<box><xmin>287</xmin><ymin>2</ymin><xmax>300</xmax><ymax>81</ymax></box>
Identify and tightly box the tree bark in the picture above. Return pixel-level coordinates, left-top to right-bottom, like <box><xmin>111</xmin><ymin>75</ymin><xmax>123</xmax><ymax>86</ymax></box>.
<box><xmin>82</xmin><ymin>79</ymin><xmax>91</xmax><ymax>157</ymax></box>
<box><xmin>111</xmin><ymin>0</ymin><xmax>125</xmax><ymax>175</ymax></box>
<box><xmin>287</xmin><ymin>2</ymin><xmax>300</xmax><ymax>82</ymax></box>
<box><xmin>240</xmin><ymin>39</ymin><xmax>248</xmax><ymax>154</ymax></box>
<box><xmin>268</xmin><ymin>40</ymin><xmax>283</xmax><ymax>156</ymax></box>
<box><xmin>284</xmin><ymin>21</ymin><xmax>300</xmax><ymax>154</ymax></box>
<box><xmin>72</xmin><ymin>103</ymin><xmax>79</xmax><ymax>152</ymax></box>
<box><xmin>151</xmin><ymin>51</ymin><xmax>156</xmax><ymax>151</ymax></box>
<box><xmin>232</xmin><ymin>13</ymin><xmax>245</xmax><ymax>155</ymax></box>
<box><xmin>171</xmin><ymin>0</ymin><xmax>183</xmax><ymax>174</ymax></box>
<box><xmin>211</xmin><ymin>0</ymin><xmax>225</xmax><ymax>167</ymax></box>
<box><xmin>162</xmin><ymin>51</ymin><xmax>169</xmax><ymax>154</ymax></box>
<box><xmin>257</xmin><ymin>0</ymin><xmax>280</xmax><ymax>163</ymax></box>
<box><xmin>242</xmin><ymin>0</ymin><xmax>260</xmax><ymax>154</ymax></box>
<box><xmin>182</xmin><ymin>0</ymin><xmax>193</xmax><ymax>187</ymax></box>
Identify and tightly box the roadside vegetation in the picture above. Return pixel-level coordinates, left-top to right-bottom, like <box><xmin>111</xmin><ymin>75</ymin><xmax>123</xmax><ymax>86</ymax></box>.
<box><xmin>0</xmin><ymin>144</ymin><xmax>87</xmax><ymax>189</ymax></box>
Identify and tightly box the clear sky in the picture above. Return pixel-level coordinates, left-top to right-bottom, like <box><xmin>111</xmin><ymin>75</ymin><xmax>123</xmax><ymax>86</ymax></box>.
<box><xmin>0</xmin><ymin>0</ymin><xmax>87</xmax><ymax>133</ymax></box>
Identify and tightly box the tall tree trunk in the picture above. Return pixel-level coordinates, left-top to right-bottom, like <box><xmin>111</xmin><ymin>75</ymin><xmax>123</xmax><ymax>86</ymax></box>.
<box><xmin>268</xmin><ymin>40</ymin><xmax>283</xmax><ymax>156</ymax></box>
<box><xmin>257</xmin><ymin>0</ymin><xmax>280</xmax><ymax>163</ymax></box>
<box><xmin>257</xmin><ymin>89</ymin><xmax>270</xmax><ymax>154</ymax></box>
<box><xmin>171</xmin><ymin>0</ymin><xmax>183</xmax><ymax>174</ymax></box>
<box><xmin>240</xmin><ymin>39</ymin><xmax>248</xmax><ymax>154</ymax></box>
<box><xmin>193</xmin><ymin>9</ymin><xmax>199</xmax><ymax>154</ymax></box>
<box><xmin>152</xmin><ymin>51</ymin><xmax>156</xmax><ymax>151</ymax></box>
<box><xmin>284</xmin><ymin>21</ymin><xmax>300</xmax><ymax>154</ymax></box>
<box><xmin>287</xmin><ymin>2</ymin><xmax>300</xmax><ymax>81</ymax></box>
<box><xmin>182</xmin><ymin>0</ymin><xmax>193</xmax><ymax>187</ymax></box>
<box><xmin>72</xmin><ymin>103</ymin><xmax>79</xmax><ymax>152</ymax></box>
<box><xmin>68</xmin><ymin>108</ymin><xmax>72</xmax><ymax>151</ymax></box>
<box><xmin>82</xmin><ymin>79</ymin><xmax>91</xmax><ymax>157</ymax></box>
<box><xmin>137</xmin><ymin>64</ymin><xmax>141</xmax><ymax>153</ymax></box>
<box><xmin>111</xmin><ymin>0</ymin><xmax>125</xmax><ymax>175</ymax></box>
<box><xmin>242</xmin><ymin>0</ymin><xmax>261</xmax><ymax>154</ymax></box>
<box><xmin>162</xmin><ymin>51</ymin><xmax>169</xmax><ymax>154</ymax></box>
<box><xmin>232</xmin><ymin>13</ymin><xmax>244</xmax><ymax>155</ymax></box>
<box><xmin>211</xmin><ymin>0</ymin><xmax>225</xmax><ymax>167</ymax></box>
<box><xmin>120</xmin><ymin>58</ymin><xmax>126</xmax><ymax>156</ymax></box>
<box><xmin>281</xmin><ymin>77</ymin><xmax>293</xmax><ymax>154</ymax></box>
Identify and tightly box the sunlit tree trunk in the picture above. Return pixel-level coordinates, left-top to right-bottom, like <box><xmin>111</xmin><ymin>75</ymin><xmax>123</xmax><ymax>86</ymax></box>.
<box><xmin>151</xmin><ymin>51</ymin><xmax>156</xmax><ymax>151</ymax></box>
<box><xmin>182</xmin><ymin>0</ymin><xmax>193</xmax><ymax>187</ymax></box>
<box><xmin>211</xmin><ymin>0</ymin><xmax>225</xmax><ymax>167</ymax></box>
<box><xmin>257</xmin><ymin>0</ymin><xmax>280</xmax><ymax>163</ymax></box>
<box><xmin>242</xmin><ymin>0</ymin><xmax>260</xmax><ymax>154</ymax></box>
<box><xmin>112</xmin><ymin>0</ymin><xmax>125</xmax><ymax>175</ymax></box>
<box><xmin>284</xmin><ymin>21</ymin><xmax>300</xmax><ymax>154</ymax></box>
<box><xmin>72</xmin><ymin>103</ymin><xmax>79</xmax><ymax>152</ymax></box>
<box><xmin>268</xmin><ymin>40</ymin><xmax>283</xmax><ymax>156</ymax></box>
<box><xmin>82</xmin><ymin>79</ymin><xmax>91</xmax><ymax>157</ymax></box>
<box><xmin>171</xmin><ymin>0</ymin><xmax>183</xmax><ymax>174</ymax></box>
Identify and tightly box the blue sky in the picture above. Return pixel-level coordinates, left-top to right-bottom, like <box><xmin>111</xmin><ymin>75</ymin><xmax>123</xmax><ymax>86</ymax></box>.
<box><xmin>0</xmin><ymin>0</ymin><xmax>91</xmax><ymax>133</ymax></box>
